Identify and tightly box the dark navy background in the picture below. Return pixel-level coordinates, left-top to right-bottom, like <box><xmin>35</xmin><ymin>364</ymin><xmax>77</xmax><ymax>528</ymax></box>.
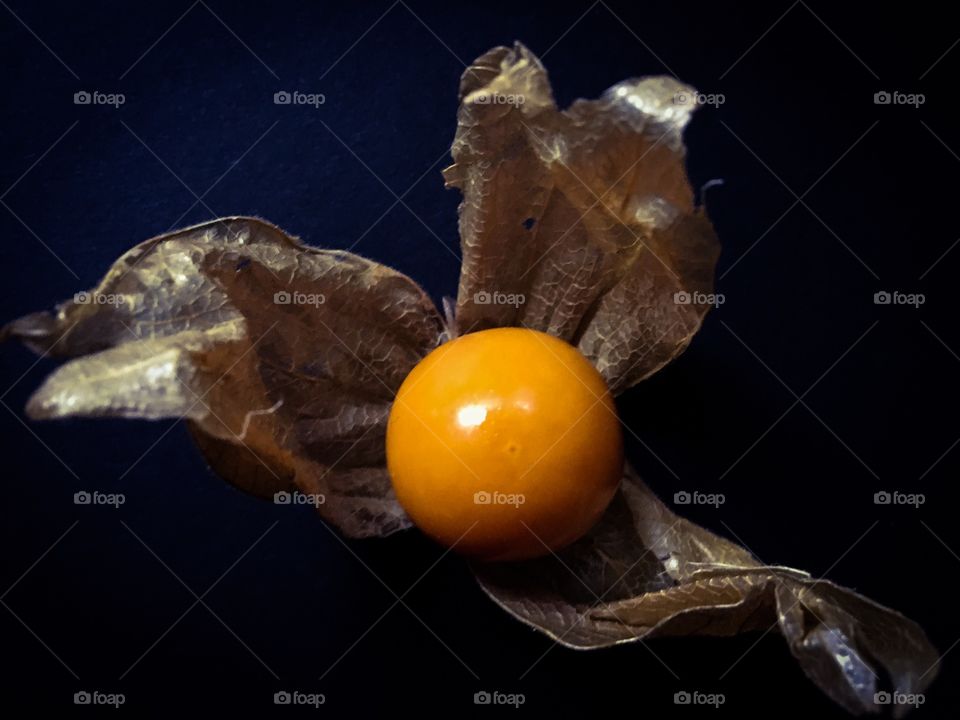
<box><xmin>1</xmin><ymin>1</ymin><xmax>957</xmax><ymax>716</ymax></box>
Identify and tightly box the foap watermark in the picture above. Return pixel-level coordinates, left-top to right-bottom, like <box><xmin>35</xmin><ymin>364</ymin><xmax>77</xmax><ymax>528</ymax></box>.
<box><xmin>874</xmin><ymin>490</ymin><xmax>925</xmax><ymax>508</ymax></box>
<box><xmin>874</xmin><ymin>90</ymin><xmax>925</xmax><ymax>108</ymax></box>
<box><xmin>274</xmin><ymin>490</ymin><xmax>325</xmax><ymax>507</ymax></box>
<box><xmin>74</xmin><ymin>90</ymin><xmax>125</xmax><ymax>108</ymax></box>
<box><xmin>274</xmin><ymin>290</ymin><xmax>326</xmax><ymax>306</ymax></box>
<box><xmin>74</xmin><ymin>690</ymin><xmax>125</xmax><ymax>708</ymax></box>
<box><xmin>674</xmin><ymin>690</ymin><xmax>725</xmax><ymax>708</ymax></box>
<box><xmin>874</xmin><ymin>691</ymin><xmax>925</xmax><ymax>709</ymax></box>
<box><xmin>273</xmin><ymin>690</ymin><xmax>325</xmax><ymax>707</ymax></box>
<box><xmin>674</xmin><ymin>490</ymin><xmax>725</xmax><ymax>508</ymax></box>
<box><xmin>474</xmin><ymin>690</ymin><xmax>525</xmax><ymax>707</ymax></box>
<box><xmin>674</xmin><ymin>290</ymin><xmax>725</xmax><ymax>307</ymax></box>
<box><xmin>473</xmin><ymin>290</ymin><xmax>525</xmax><ymax>307</ymax></box>
<box><xmin>74</xmin><ymin>291</ymin><xmax>129</xmax><ymax>306</ymax></box>
<box><xmin>874</xmin><ymin>290</ymin><xmax>924</xmax><ymax>308</ymax></box>
<box><xmin>673</xmin><ymin>90</ymin><xmax>725</xmax><ymax>107</ymax></box>
<box><xmin>474</xmin><ymin>490</ymin><xmax>525</xmax><ymax>508</ymax></box>
<box><xmin>274</xmin><ymin>90</ymin><xmax>325</xmax><ymax>108</ymax></box>
<box><xmin>74</xmin><ymin>490</ymin><xmax>125</xmax><ymax>508</ymax></box>
<box><xmin>474</xmin><ymin>92</ymin><xmax>525</xmax><ymax>106</ymax></box>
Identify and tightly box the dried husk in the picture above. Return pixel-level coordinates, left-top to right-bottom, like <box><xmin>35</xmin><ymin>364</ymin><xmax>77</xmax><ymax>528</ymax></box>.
<box><xmin>1</xmin><ymin>42</ymin><xmax>937</xmax><ymax>714</ymax></box>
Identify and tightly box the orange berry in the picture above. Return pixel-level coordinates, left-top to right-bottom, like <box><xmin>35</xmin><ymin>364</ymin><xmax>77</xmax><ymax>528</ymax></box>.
<box><xmin>386</xmin><ymin>327</ymin><xmax>623</xmax><ymax>561</ymax></box>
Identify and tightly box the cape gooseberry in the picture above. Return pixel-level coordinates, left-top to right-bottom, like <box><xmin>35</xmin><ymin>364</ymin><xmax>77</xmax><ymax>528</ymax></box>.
<box><xmin>386</xmin><ymin>327</ymin><xmax>623</xmax><ymax>562</ymax></box>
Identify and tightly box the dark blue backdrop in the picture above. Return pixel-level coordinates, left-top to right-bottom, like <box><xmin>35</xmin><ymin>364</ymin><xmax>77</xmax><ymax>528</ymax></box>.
<box><xmin>1</xmin><ymin>1</ymin><xmax>957</xmax><ymax>716</ymax></box>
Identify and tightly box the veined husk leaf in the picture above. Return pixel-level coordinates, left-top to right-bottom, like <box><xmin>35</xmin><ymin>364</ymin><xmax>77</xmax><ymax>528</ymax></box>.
<box><xmin>2</xmin><ymin>216</ymin><xmax>444</xmax><ymax>537</ymax></box>
<box><xmin>474</xmin><ymin>464</ymin><xmax>939</xmax><ymax>716</ymax></box>
<box><xmin>445</xmin><ymin>42</ymin><xmax>719</xmax><ymax>393</ymax></box>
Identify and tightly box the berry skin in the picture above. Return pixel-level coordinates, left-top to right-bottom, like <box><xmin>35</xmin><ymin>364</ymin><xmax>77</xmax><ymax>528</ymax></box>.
<box><xmin>386</xmin><ymin>327</ymin><xmax>623</xmax><ymax>562</ymax></box>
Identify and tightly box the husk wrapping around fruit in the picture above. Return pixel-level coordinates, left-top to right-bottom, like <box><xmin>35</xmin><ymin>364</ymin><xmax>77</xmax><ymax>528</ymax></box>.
<box><xmin>1</xmin><ymin>42</ymin><xmax>937</xmax><ymax>714</ymax></box>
